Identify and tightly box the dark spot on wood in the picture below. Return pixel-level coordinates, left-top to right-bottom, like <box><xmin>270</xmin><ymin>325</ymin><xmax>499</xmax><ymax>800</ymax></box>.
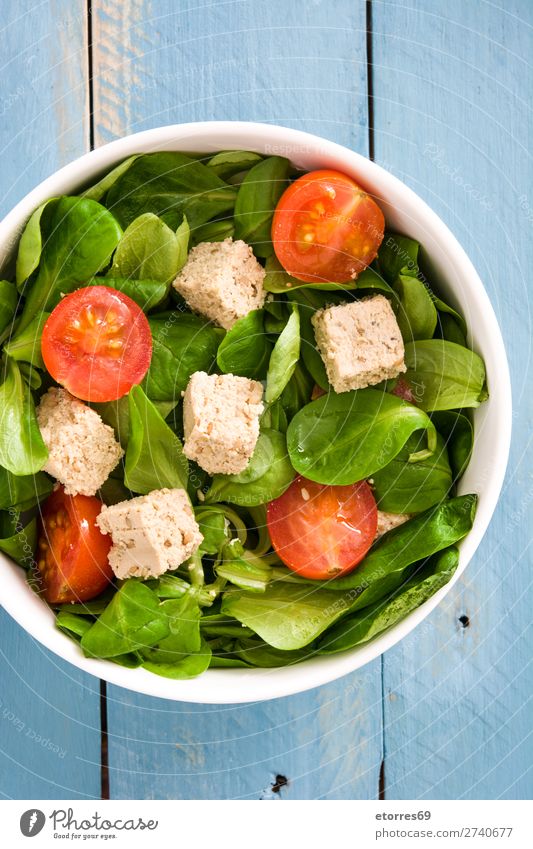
<box><xmin>271</xmin><ymin>774</ymin><xmax>289</xmax><ymax>793</ymax></box>
<box><xmin>378</xmin><ymin>759</ymin><xmax>385</xmax><ymax>800</ymax></box>
<box><xmin>459</xmin><ymin>614</ymin><xmax>470</xmax><ymax>628</ymax></box>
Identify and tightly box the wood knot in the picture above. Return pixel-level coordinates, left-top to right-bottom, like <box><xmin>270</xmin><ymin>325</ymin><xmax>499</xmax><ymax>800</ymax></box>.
<box><xmin>271</xmin><ymin>774</ymin><xmax>289</xmax><ymax>793</ymax></box>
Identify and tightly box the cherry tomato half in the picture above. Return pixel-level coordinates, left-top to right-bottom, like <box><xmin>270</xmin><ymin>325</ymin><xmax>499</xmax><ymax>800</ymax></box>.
<box><xmin>267</xmin><ymin>476</ymin><xmax>377</xmax><ymax>580</ymax></box>
<box><xmin>272</xmin><ymin>169</ymin><xmax>385</xmax><ymax>283</ymax></box>
<box><xmin>36</xmin><ymin>486</ymin><xmax>113</xmax><ymax>604</ymax></box>
<box><xmin>41</xmin><ymin>285</ymin><xmax>152</xmax><ymax>402</ymax></box>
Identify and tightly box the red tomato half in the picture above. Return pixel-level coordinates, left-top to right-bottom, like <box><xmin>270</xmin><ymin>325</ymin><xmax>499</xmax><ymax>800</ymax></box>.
<box><xmin>41</xmin><ymin>285</ymin><xmax>152</xmax><ymax>402</ymax></box>
<box><xmin>37</xmin><ymin>486</ymin><xmax>113</xmax><ymax>603</ymax></box>
<box><xmin>272</xmin><ymin>169</ymin><xmax>385</xmax><ymax>283</ymax></box>
<box><xmin>267</xmin><ymin>476</ymin><xmax>377</xmax><ymax>580</ymax></box>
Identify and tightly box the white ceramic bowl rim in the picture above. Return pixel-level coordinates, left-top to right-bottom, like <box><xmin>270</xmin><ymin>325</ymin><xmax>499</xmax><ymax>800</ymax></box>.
<box><xmin>0</xmin><ymin>122</ymin><xmax>512</xmax><ymax>703</ymax></box>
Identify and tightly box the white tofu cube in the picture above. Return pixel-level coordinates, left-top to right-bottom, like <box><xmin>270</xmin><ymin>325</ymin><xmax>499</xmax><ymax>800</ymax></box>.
<box><xmin>36</xmin><ymin>388</ymin><xmax>123</xmax><ymax>496</ymax></box>
<box><xmin>312</xmin><ymin>295</ymin><xmax>406</xmax><ymax>393</ymax></box>
<box><xmin>183</xmin><ymin>371</ymin><xmax>264</xmax><ymax>475</ymax></box>
<box><xmin>172</xmin><ymin>238</ymin><xmax>266</xmax><ymax>330</ymax></box>
<box><xmin>96</xmin><ymin>488</ymin><xmax>203</xmax><ymax>580</ymax></box>
<box><xmin>376</xmin><ymin>510</ymin><xmax>412</xmax><ymax>538</ymax></box>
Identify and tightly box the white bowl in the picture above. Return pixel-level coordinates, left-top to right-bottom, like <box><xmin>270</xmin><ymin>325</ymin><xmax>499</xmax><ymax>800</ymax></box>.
<box><xmin>0</xmin><ymin>122</ymin><xmax>512</xmax><ymax>703</ymax></box>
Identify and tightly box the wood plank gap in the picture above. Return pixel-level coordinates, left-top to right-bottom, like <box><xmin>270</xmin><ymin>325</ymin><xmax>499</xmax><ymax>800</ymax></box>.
<box><xmin>379</xmin><ymin>654</ymin><xmax>386</xmax><ymax>799</ymax></box>
<box><xmin>378</xmin><ymin>759</ymin><xmax>386</xmax><ymax>800</ymax></box>
<box><xmin>368</xmin><ymin>0</ymin><xmax>384</xmax><ymax>799</ymax></box>
<box><xmin>365</xmin><ymin>0</ymin><xmax>375</xmax><ymax>161</ymax></box>
<box><xmin>100</xmin><ymin>680</ymin><xmax>110</xmax><ymax>800</ymax></box>
<box><xmin>87</xmin><ymin>0</ymin><xmax>105</xmax><ymax>797</ymax></box>
<box><xmin>86</xmin><ymin>0</ymin><xmax>95</xmax><ymax>150</ymax></box>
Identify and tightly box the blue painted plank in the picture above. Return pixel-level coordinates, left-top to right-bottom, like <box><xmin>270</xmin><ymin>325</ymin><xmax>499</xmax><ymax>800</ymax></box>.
<box><xmin>91</xmin><ymin>0</ymin><xmax>368</xmax><ymax>151</ymax></box>
<box><xmin>105</xmin><ymin>673</ymin><xmax>383</xmax><ymax>800</ymax></box>
<box><xmin>371</xmin><ymin>0</ymin><xmax>533</xmax><ymax>799</ymax></box>
<box><xmin>0</xmin><ymin>0</ymin><xmax>90</xmax><ymax>215</ymax></box>
<box><xmin>0</xmin><ymin>0</ymin><xmax>102</xmax><ymax>799</ymax></box>
<box><xmin>0</xmin><ymin>610</ymin><xmax>102</xmax><ymax>799</ymax></box>
<box><xmin>92</xmin><ymin>0</ymin><xmax>384</xmax><ymax>799</ymax></box>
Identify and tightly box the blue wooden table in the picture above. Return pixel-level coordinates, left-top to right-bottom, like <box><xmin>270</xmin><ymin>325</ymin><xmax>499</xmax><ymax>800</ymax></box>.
<box><xmin>0</xmin><ymin>0</ymin><xmax>531</xmax><ymax>801</ymax></box>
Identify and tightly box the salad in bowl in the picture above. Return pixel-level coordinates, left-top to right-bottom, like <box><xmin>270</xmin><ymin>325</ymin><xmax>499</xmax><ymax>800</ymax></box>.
<box><xmin>0</xmin><ymin>124</ymin><xmax>508</xmax><ymax>701</ymax></box>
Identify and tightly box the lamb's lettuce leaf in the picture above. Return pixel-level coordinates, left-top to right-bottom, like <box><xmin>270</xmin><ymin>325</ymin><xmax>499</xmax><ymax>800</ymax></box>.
<box><xmin>16</xmin><ymin>197</ymin><xmax>122</xmax><ymax>333</ymax></box>
<box><xmin>124</xmin><ymin>385</ymin><xmax>189</xmax><ymax>494</ymax></box>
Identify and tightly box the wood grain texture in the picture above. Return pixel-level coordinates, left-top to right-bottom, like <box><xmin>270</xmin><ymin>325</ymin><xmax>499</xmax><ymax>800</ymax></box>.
<box><xmin>91</xmin><ymin>0</ymin><xmax>384</xmax><ymax>800</ymax></box>
<box><xmin>371</xmin><ymin>0</ymin><xmax>533</xmax><ymax>799</ymax></box>
<box><xmin>1</xmin><ymin>0</ymin><xmax>530</xmax><ymax>802</ymax></box>
<box><xmin>0</xmin><ymin>1</ymin><xmax>102</xmax><ymax>799</ymax></box>
<box><xmin>90</xmin><ymin>0</ymin><xmax>369</xmax><ymax>152</ymax></box>
<box><xmin>0</xmin><ymin>610</ymin><xmax>103</xmax><ymax>799</ymax></box>
<box><xmin>0</xmin><ymin>0</ymin><xmax>90</xmax><ymax>215</ymax></box>
<box><xmin>105</xmin><ymin>674</ymin><xmax>383</xmax><ymax>799</ymax></box>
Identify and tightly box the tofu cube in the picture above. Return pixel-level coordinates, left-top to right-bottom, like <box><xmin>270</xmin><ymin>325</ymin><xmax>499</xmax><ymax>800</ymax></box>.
<box><xmin>183</xmin><ymin>371</ymin><xmax>264</xmax><ymax>475</ymax></box>
<box><xmin>376</xmin><ymin>510</ymin><xmax>412</xmax><ymax>538</ymax></box>
<box><xmin>172</xmin><ymin>237</ymin><xmax>266</xmax><ymax>330</ymax></box>
<box><xmin>96</xmin><ymin>488</ymin><xmax>203</xmax><ymax>580</ymax></box>
<box><xmin>36</xmin><ymin>388</ymin><xmax>123</xmax><ymax>496</ymax></box>
<box><xmin>312</xmin><ymin>295</ymin><xmax>406</xmax><ymax>393</ymax></box>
